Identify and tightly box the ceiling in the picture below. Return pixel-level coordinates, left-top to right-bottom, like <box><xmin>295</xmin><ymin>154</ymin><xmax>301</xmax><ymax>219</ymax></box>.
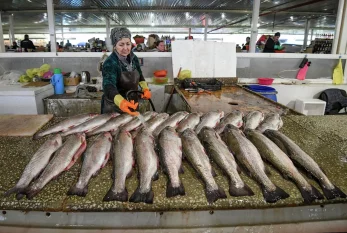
<box><xmin>0</xmin><ymin>0</ymin><xmax>339</xmax><ymax>34</ymax></box>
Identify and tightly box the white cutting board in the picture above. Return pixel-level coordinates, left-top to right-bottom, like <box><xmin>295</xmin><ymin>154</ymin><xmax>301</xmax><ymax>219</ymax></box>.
<box><xmin>171</xmin><ymin>40</ymin><xmax>237</xmax><ymax>78</ymax></box>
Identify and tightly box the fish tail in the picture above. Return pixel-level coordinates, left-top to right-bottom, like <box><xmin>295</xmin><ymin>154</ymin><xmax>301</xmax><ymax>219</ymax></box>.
<box><xmin>298</xmin><ymin>185</ymin><xmax>324</xmax><ymax>204</ymax></box>
<box><xmin>229</xmin><ymin>182</ymin><xmax>254</xmax><ymax>197</ymax></box>
<box><xmin>67</xmin><ymin>185</ymin><xmax>88</xmax><ymax>197</ymax></box>
<box><xmin>262</xmin><ymin>185</ymin><xmax>289</xmax><ymax>203</ymax></box>
<box><xmin>129</xmin><ymin>187</ymin><xmax>154</xmax><ymax>204</ymax></box>
<box><xmin>321</xmin><ymin>185</ymin><xmax>347</xmax><ymax>200</ymax></box>
<box><xmin>25</xmin><ymin>188</ymin><xmax>41</xmax><ymax>200</ymax></box>
<box><xmin>166</xmin><ymin>180</ymin><xmax>185</xmax><ymax>198</ymax></box>
<box><xmin>3</xmin><ymin>186</ymin><xmax>23</xmax><ymax>197</ymax></box>
<box><xmin>103</xmin><ymin>187</ymin><xmax>128</xmax><ymax>202</ymax></box>
<box><xmin>32</xmin><ymin>132</ymin><xmax>43</xmax><ymax>140</ymax></box>
<box><xmin>205</xmin><ymin>185</ymin><xmax>227</xmax><ymax>204</ymax></box>
<box><xmin>16</xmin><ymin>193</ymin><xmax>25</xmax><ymax>200</ymax></box>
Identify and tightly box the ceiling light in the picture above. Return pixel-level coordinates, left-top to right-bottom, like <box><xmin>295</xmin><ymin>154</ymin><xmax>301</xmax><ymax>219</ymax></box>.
<box><xmin>151</xmin><ymin>22</ymin><xmax>155</xmax><ymax>26</ymax></box>
<box><xmin>78</xmin><ymin>13</ymin><xmax>82</xmax><ymax>18</ymax></box>
<box><xmin>185</xmin><ymin>12</ymin><xmax>190</xmax><ymax>19</ymax></box>
<box><xmin>274</xmin><ymin>1</ymin><xmax>279</xmax><ymax>4</ymax></box>
<box><xmin>221</xmin><ymin>13</ymin><xmax>225</xmax><ymax>19</ymax></box>
<box><xmin>150</xmin><ymin>12</ymin><xmax>154</xmax><ymax>18</ymax></box>
<box><xmin>257</xmin><ymin>23</ymin><xmax>260</xmax><ymax>27</ymax></box>
<box><xmin>27</xmin><ymin>0</ymin><xmax>31</xmax><ymax>2</ymax></box>
<box><xmin>323</xmin><ymin>8</ymin><xmax>327</xmax><ymax>11</ymax></box>
<box><xmin>290</xmin><ymin>16</ymin><xmax>294</xmax><ymax>20</ymax></box>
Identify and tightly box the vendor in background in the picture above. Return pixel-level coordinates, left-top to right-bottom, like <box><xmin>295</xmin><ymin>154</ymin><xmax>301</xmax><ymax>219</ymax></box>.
<box><xmin>242</xmin><ymin>37</ymin><xmax>250</xmax><ymax>50</ymax></box>
<box><xmin>263</xmin><ymin>32</ymin><xmax>284</xmax><ymax>53</ymax></box>
<box><xmin>65</xmin><ymin>40</ymin><xmax>72</xmax><ymax>48</ymax></box>
<box><xmin>153</xmin><ymin>40</ymin><xmax>165</xmax><ymax>52</ymax></box>
<box><xmin>101</xmin><ymin>27</ymin><xmax>151</xmax><ymax>115</ymax></box>
<box><xmin>20</xmin><ymin>35</ymin><xmax>35</xmax><ymax>52</ymax></box>
<box><xmin>11</xmin><ymin>41</ymin><xmax>19</xmax><ymax>49</ymax></box>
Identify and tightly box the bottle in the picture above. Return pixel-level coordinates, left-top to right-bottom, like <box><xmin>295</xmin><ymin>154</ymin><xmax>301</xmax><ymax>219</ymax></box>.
<box><xmin>50</xmin><ymin>68</ymin><xmax>65</xmax><ymax>95</ymax></box>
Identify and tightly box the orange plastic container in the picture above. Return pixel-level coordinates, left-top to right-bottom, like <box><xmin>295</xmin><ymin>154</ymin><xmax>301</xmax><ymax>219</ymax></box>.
<box><xmin>153</xmin><ymin>70</ymin><xmax>167</xmax><ymax>77</ymax></box>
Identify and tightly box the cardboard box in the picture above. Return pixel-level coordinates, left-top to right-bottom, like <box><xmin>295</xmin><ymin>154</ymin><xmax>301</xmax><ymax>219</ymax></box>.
<box><xmin>305</xmin><ymin>48</ymin><xmax>313</xmax><ymax>53</ymax></box>
<box><xmin>64</xmin><ymin>77</ymin><xmax>81</xmax><ymax>86</ymax></box>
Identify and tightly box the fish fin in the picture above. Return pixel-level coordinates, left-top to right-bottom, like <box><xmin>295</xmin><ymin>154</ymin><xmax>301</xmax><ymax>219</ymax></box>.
<box><xmin>100</xmin><ymin>152</ymin><xmax>110</xmax><ymax>169</ymax></box>
<box><xmin>65</xmin><ymin>141</ymin><xmax>87</xmax><ymax>171</ymax></box>
<box><xmin>25</xmin><ymin>188</ymin><xmax>41</xmax><ymax>200</ymax></box>
<box><xmin>16</xmin><ymin>193</ymin><xmax>25</xmax><ymax>200</ymax></box>
<box><xmin>126</xmin><ymin>169</ymin><xmax>133</xmax><ymax>179</ymax></box>
<box><xmin>229</xmin><ymin>183</ymin><xmax>254</xmax><ymax>197</ymax></box>
<box><xmin>262</xmin><ymin>185</ymin><xmax>289</xmax><ymax>203</ymax></box>
<box><xmin>32</xmin><ymin>132</ymin><xmax>42</xmax><ymax>140</ymax></box>
<box><xmin>178</xmin><ymin>165</ymin><xmax>184</xmax><ymax>174</ymax></box>
<box><xmin>298</xmin><ymin>185</ymin><xmax>324</xmax><ymax>204</ymax></box>
<box><xmin>152</xmin><ymin>171</ymin><xmax>159</xmax><ymax>181</ymax></box>
<box><xmin>92</xmin><ymin>170</ymin><xmax>101</xmax><ymax>178</ymax></box>
<box><xmin>205</xmin><ymin>185</ymin><xmax>227</xmax><ymax>204</ymax></box>
<box><xmin>3</xmin><ymin>186</ymin><xmax>22</xmax><ymax>197</ymax></box>
<box><xmin>129</xmin><ymin>187</ymin><xmax>154</xmax><ymax>204</ymax></box>
<box><xmin>103</xmin><ymin>187</ymin><xmax>128</xmax><ymax>202</ymax></box>
<box><xmin>321</xmin><ymin>185</ymin><xmax>347</xmax><ymax>200</ymax></box>
<box><xmin>211</xmin><ymin>168</ymin><xmax>217</xmax><ymax>177</ymax></box>
<box><xmin>166</xmin><ymin>180</ymin><xmax>185</xmax><ymax>198</ymax></box>
<box><xmin>67</xmin><ymin>185</ymin><xmax>88</xmax><ymax>197</ymax></box>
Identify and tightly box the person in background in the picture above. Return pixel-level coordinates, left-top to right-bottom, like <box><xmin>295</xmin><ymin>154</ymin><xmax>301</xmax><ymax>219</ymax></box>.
<box><xmin>242</xmin><ymin>37</ymin><xmax>250</xmax><ymax>50</ymax></box>
<box><xmin>263</xmin><ymin>32</ymin><xmax>284</xmax><ymax>53</ymax></box>
<box><xmin>101</xmin><ymin>27</ymin><xmax>151</xmax><ymax>115</ymax></box>
<box><xmin>20</xmin><ymin>35</ymin><xmax>35</xmax><ymax>52</ymax></box>
<box><xmin>65</xmin><ymin>40</ymin><xmax>72</xmax><ymax>48</ymax></box>
<box><xmin>11</xmin><ymin>41</ymin><xmax>19</xmax><ymax>49</ymax></box>
<box><xmin>155</xmin><ymin>40</ymin><xmax>165</xmax><ymax>52</ymax></box>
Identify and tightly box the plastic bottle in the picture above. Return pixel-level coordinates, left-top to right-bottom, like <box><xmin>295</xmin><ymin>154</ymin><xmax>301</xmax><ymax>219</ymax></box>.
<box><xmin>50</xmin><ymin>68</ymin><xmax>65</xmax><ymax>95</ymax></box>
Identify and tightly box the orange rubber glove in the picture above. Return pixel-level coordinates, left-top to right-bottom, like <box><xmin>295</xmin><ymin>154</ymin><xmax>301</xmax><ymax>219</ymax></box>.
<box><xmin>142</xmin><ymin>88</ymin><xmax>152</xmax><ymax>100</ymax></box>
<box><xmin>114</xmin><ymin>95</ymin><xmax>139</xmax><ymax>116</ymax></box>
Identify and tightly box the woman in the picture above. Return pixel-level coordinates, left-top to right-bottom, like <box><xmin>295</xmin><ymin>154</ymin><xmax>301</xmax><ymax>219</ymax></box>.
<box><xmin>102</xmin><ymin>27</ymin><xmax>151</xmax><ymax>116</ymax></box>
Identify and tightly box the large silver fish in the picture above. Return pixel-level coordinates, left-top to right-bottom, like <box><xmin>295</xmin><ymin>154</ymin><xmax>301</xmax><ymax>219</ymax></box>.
<box><xmin>145</xmin><ymin>113</ymin><xmax>170</xmax><ymax>132</ymax></box>
<box><xmin>214</xmin><ymin>110</ymin><xmax>243</xmax><ymax>134</ymax></box>
<box><xmin>264</xmin><ymin>130</ymin><xmax>346</xmax><ymax>200</ymax></box>
<box><xmin>176</xmin><ymin>112</ymin><xmax>202</xmax><ymax>133</ymax></box>
<box><xmin>4</xmin><ymin>134</ymin><xmax>63</xmax><ymax>200</ymax></box>
<box><xmin>129</xmin><ymin>128</ymin><xmax>158</xmax><ymax>204</ymax></box>
<box><xmin>158</xmin><ymin>127</ymin><xmax>185</xmax><ymax>197</ymax></box>
<box><xmin>181</xmin><ymin>128</ymin><xmax>227</xmax><ymax>203</ymax></box>
<box><xmin>195</xmin><ymin>110</ymin><xmax>224</xmax><ymax>134</ymax></box>
<box><xmin>121</xmin><ymin>111</ymin><xmax>158</xmax><ymax>133</ymax></box>
<box><xmin>256</xmin><ymin>113</ymin><xmax>283</xmax><ymax>133</ymax></box>
<box><xmin>25</xmin><ymin>133</ymin><xmax>87</xmax><ymax>199</ymax></box>
<box><xmin>152</xmin><ymin>111</ymin><xmax>189</xmax><ymax>137</ymax></box>
<box><xmin>223</xmin><ymin>125</ymin><xmax>289</xmax><ymax>203</ymax></box>
<box><xmin>68</xmin><ymin>132</ymin><xmax>112</xmax><ymax>197</ymax></box>
<box><xmin>104</xmin><ymin>130</ymin><xmax>134</xmax><ymax>202</ymax></box>
<box><xmin>243</xmin><ymin>111</ymin><xmax>264</xmax><ymax>130</ymax></box>
<box><xmin>33</xmin><ymin>113</ymin><xmax>98</xmax><ymax>140</ymax></box>
<box><xmin>198</xmin><ymin>127</ymin><xmax>254</xmax><ymax>197</ymax></box>
<box><xmin>86</xmin><ymin>114</ymin><xmax>133</xmax><ymax>137</ymax></box>
<box><xmin>245</xmin><ymin>129</ymin><xmax>323</xmax><ymax>203</ymax></box>
<box><xmin>61</xmin><ymin>113</ymin><xmax>118</xmax><ymax>137</ymax></box>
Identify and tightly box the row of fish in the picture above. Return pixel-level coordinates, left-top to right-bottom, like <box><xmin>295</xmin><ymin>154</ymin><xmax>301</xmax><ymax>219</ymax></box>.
<box><xmin>5</xmin><ymin>110</ymin><xmax>346</xmax><ymax>205</ymax></box>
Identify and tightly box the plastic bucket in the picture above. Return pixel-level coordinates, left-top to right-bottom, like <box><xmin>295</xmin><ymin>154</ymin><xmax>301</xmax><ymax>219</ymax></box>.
<box><xmin>50</xmin><ymin>73</ymin><xmax>65</xmax><ymax>94</ymax></box>
<box><xmin>245</xmin><ymin>85</ymin><xmax>278</xmax><ymax>102</ymax></box>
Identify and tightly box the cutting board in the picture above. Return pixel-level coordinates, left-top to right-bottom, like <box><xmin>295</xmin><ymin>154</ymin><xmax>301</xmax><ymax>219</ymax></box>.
<box><xmin>22</xmin><ymin>82</ymin><xmax>50</xmax><ymax>88</ymax></box>
<box><xmin>0</xmin><ymin>115</ymin><xmax>53</xmax><ymax>136</ymax></box>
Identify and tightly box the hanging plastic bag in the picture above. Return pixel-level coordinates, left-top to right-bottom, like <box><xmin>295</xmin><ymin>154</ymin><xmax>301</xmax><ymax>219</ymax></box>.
<box><xmin>333</xmin><ymin>58</ymin><xmax>344</xmax><ymax>85</ymax></box>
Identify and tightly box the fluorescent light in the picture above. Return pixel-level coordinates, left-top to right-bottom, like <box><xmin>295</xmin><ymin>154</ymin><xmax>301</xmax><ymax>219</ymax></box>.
<box><xmin>27</xmin><ymin>0</ymin><xmax>31</xmax><ymax>2</ymax></box>
<box><xmin>151</xmin><ymin>22</ymin><xmax>155</xmax><ymax>26</ymax></box>
<box><xmin>290</xmin><ymin>16</ymin><xmax>294</xmax><ymax>20</ymax></box>
<box><xmin>150</xmin><ymin>12</ymin><xmax>154</xmax><ymax>18</ymax></box>
<box><xmin>257</xmin><ymin>23</ymin><xmax>260</xmax><ymax>27</ymax></box>
<box><xmin>274</xmin><ymin>1</ymin><xmax>279</xmax><ymax>4</ymax></box>
<box><xmin>221</xmin><ymin>13</ymin><xmax>225</xmax><ymax>19</ymax></box>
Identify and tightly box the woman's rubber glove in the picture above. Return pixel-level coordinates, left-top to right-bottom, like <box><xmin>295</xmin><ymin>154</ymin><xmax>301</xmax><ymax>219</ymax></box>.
<box><xmin>139</xmin><ymin>81</ymin><xmax>152</xmax><ymax>100</ymax></box>
<box><xmin>114</xmin><ymin>94</ymin><xmax>139</xmax><ymax>116</ymax></box>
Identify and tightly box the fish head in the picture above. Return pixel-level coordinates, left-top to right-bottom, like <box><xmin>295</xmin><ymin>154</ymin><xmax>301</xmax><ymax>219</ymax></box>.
<box><xmin>111</xmin><ymin>113</ymin><xmax>120</xmax><ymax>118</ymax></box>
<box><xmin>103</xmin><ymin>132</ymin><xmax>113</xmax><ymax>141</ymax></box>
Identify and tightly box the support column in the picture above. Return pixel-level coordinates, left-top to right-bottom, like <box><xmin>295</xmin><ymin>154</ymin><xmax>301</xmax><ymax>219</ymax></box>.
<box><xmin>332</xmin><ymin>0</ymin><xmax>345</xmax><ymax>54</ymax></box>
<box><xmin>303</xmin><ymin>19</ymin><xmax>310</xmax><ymax>50</ymax></box>
<box><xmin>47</xmin><ymin>0</ymin><xmax>56</xmax><ymax>52</ymax></box>
<box><xmin>250</xmin><ymin>0</ymin><xmax>260</xmax><ymax>53</ymax></box>
<box><xmin>310</xmin><ymin>28</ymin><xmax>314</xmax><ymax>42</ymax></box>
<box><xmin>9</xmin><ymin>14</ymin><xmax>15</xmax><ymax>44</ymax></box>
<box><xmin>204</xmin><ymin>14</ymin><xmax>208</xmax><ymax>41</ymax></box>
<box><xmin>188</xmin><ymin>28</ymin><xmax>191</xmax><ymax>38</ymax></box>
<box><xmin>105</xmin><ymin>16</ymin><xmax>112</xmax><ymax>51</ymax></box>
<box><xmin>0</xmin><ymin>12</ymin><xmax>5</xmax><ymax>53</ymax></box>
<box><xmin>61</xmin><ymin>17</ymin><xmax>64</xmax><ymax>46</ymax></box>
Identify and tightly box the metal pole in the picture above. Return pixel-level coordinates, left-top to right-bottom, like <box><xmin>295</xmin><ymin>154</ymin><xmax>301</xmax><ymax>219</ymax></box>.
<box><xmin>0</xmin><ymin>12</ymin><xmax>5</xmax><ymax>53</ymax></box>
<box><xmin>188</xmin><ymin>28</ymin><xmax>191</xmax><ymax>38</ymax></box>
<box><xmin>250</xmin><ymin>0</ymin><xmax>260</xmax><ymax>53</ymax></box>
<box><xmin>61</xmin><ymin>17</ymin><xmax>64</xmax><ymax>46</ymax></box>
<box><xmin>332</xmin><ymin>0</ymin><xmax>345</xmax><ymax>54</ymax></box>
<box><xmin>204</xmin><ymin>14</ymin><xmax>208</xmax><ymax>41</ymax></box>
<box><xmin>9</xmin><ymin>14</ymin><xmax>15</xmax><ymax>44</ymax></box>
<box><xmin>310</xmin><ymin>28</ymin><xmax>314</xmax><ymax>42</ymax></box>
<box><xmin>105</xmin><ymin>16</ymin><xmax>112</xmax><ymax>51</ymax></box>
<box><xmin>47</xmin><ymin>0</ymin><xmax>56</xmax><ymax>52</ymax></box>
<box><xmin>303</xmin><ymin>19</ymin><xmax>310</xmax><ymax>50</ymax></box>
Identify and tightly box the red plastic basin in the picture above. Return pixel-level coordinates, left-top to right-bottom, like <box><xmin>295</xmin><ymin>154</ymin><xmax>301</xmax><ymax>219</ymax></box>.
<box><xmin>258</xmin><ymin>78</ymin><xmax>274</xmax><ymax>85</ymax></box>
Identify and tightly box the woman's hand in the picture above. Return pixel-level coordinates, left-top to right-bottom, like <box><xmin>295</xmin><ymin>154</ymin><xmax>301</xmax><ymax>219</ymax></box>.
<box><xmin>114</xmin><ymin>95</ymin><xmax>139</xmax><ymax>116</ymax></box>
<box><xmin>141</xmin><ymin>89</ymin><xmax>152</xmax><ymax>100</ymax></box>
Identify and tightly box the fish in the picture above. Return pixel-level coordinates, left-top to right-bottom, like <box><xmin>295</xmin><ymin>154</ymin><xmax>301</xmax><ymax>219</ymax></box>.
<box><xmin>222</xmin><ymin>125</ymin><xmax>289</xmax><ymax>203</ymax></box>
<box><xmin>86</xmin><ymin>114</ymin><xmax>133</xmax><ymax>137</ymax></box>
<box><xmin>158</xmin><ymin>126</ymin><xmax>185</xmax><ymax>197</ymax></box>
<box><xmin>243</xmin><ymin>111</ymin><xmax>264</xmax><ymax>130</ymax></box>
<box><xmin>61</xmin><ymin>113</ymin><xmax>118</xmax><ymax>137</ymax></box>
<box><xmin>264</xmin><ymin>130</ymin><xmax>347</xmax><ymax>200</ymax></box>
<box><xmin>195</xmin><ymin>110</ymin><xmax>225</xmax><ymax>134</ymax></box>
<box><xmin>145</xmin><ymin>113</ymin><xmax>170</xmax><ymax>132</ymax></box>
<box><xmin>181</xmin><ymin>128</ymin><xmax>227</xmax><ymax>203</ymax></box>
<box><xmin>4</xmin><ymin>134</ymin><xmax>63</xmax><ymax>200</ymax></box>
<box><xmin>198</xmin><ymin>127</ymin><xmax>254</xmax><ymax>197</ymax></box>
<box><xmin>129</xmin><ymin>128</ymin><xmax>158</xmax><ymax>204</ymax></box>
<box><xmin>67</xmin><ymin>132</ymin><xmax>112</xmax><ymax>197</ymax></box>
<box><xmin>103</xmin><ymin>130</ymin><xmax>134</xmax><ymax>202</ymax></box>
<box><xmin>121</xmin><ymin>111</ymin><xmax>158</xmax><ymax>133</ymax></box>
<box><xmin>256</xmin><ymin>113</ymin><xmax>283</xmax><ymax>133</ymax></box>
<box><xmin>245</xmin><ymin>129</ymin><xmax>323</xmax><ymax>203</ymax></box>
<box><xmin>215</xmin><ymin>110</ymin><xmax>243</xmax><ymax>134</ymax></box>
<box><xmin>152</xmin><ymin>111</ymin><xmax>189</xmax><ymax>137</ymax></box>
<box><xmin>33</xmin><ymin>113</ymin><xmax>98</xmax><ymax>140</ymax></box>
<box><xmin>25</xmin><ymin>133</ymin><xmax>87</xmax><ymax>199</ymax></box>
<box><xmin>176</xmin><ymin>112</ymin><xmax>202</xmax><ymax>133</ymax></box>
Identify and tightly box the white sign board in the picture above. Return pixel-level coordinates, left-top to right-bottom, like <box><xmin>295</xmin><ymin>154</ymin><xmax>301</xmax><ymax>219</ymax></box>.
<box><xmin>171</xmin><ymin>40</ymin><xmax>237</xmax><ymax>78</ymax></box>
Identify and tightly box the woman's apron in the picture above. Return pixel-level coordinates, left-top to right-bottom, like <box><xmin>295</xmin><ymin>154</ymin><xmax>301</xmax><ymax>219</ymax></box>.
<box><xmin>101</xmin><ymin>70</ymin><xmax>140</xmax><ymax>114</ymax></box>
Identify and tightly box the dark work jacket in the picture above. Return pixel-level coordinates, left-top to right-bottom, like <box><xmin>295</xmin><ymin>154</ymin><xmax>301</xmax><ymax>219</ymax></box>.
<box><xmin>20</xmin><ymin>39</ymin><xmax>35</xmax><ymax>52</ymax></box>
<box><xmin>263</xmin><ymin>37</ymin><xmax>280</xmax><ymax>53</ymax></box>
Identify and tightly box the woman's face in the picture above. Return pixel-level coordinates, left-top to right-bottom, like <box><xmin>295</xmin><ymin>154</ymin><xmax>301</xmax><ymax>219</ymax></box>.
<box><xmin>115</xmin><ymin>38</ymin><xmax>132</xmax><ymax>56</ymax></box>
